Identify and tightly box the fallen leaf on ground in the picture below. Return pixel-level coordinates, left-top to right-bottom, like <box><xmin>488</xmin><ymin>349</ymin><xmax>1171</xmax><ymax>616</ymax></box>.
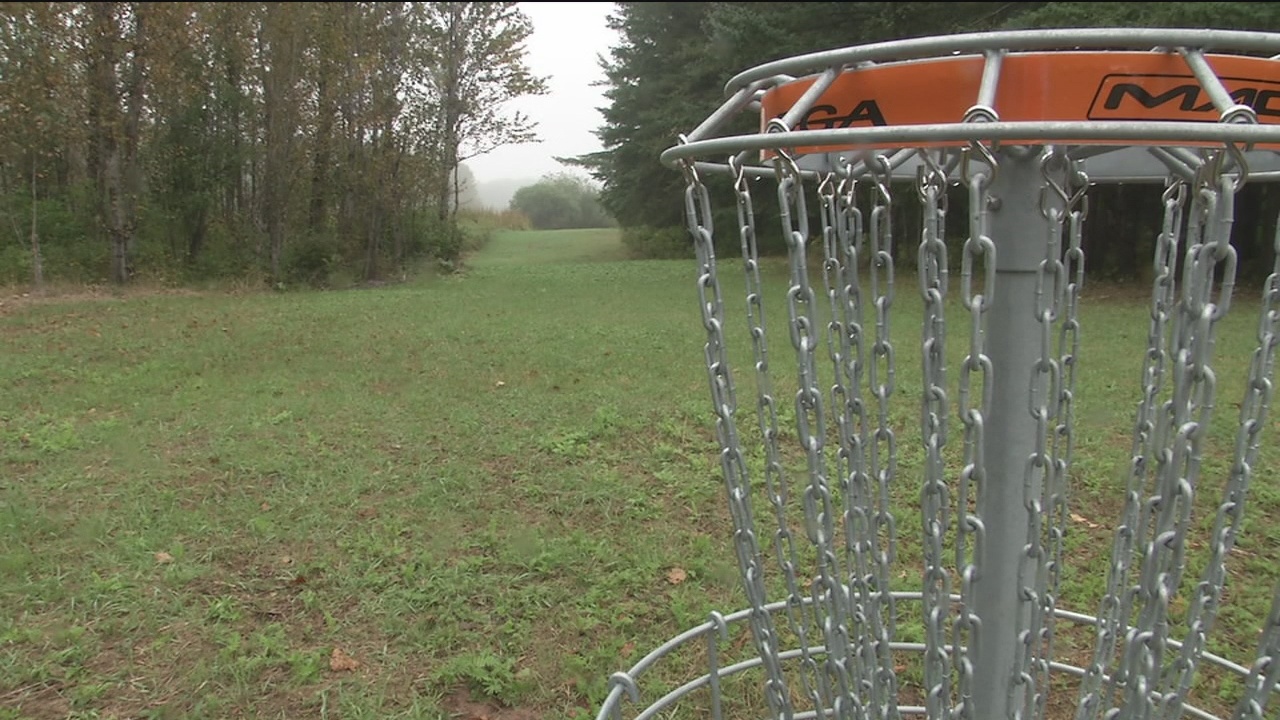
<box><xmin>666</xmin><ymin>567</ymin><xmax>687</xmax><ymax>585</ymax></box>
<box><xmin>1069</xmin><ymin>512</ymin><xmax>1101</xmax><ymax>529</ymax></box>
<box><xmin>154</xmin><ymin>552</ymin><xmax>174</xmax><ymax>564</ymax></box>
<box><xmin>620</xmin><ymin>641</ymin><xmax>636</xmax><ymax>658</ymax></box>
<box><xmin>329</xmin><ymin>647</ymin><xmax>360</xmax><ymax>672</ymax></box>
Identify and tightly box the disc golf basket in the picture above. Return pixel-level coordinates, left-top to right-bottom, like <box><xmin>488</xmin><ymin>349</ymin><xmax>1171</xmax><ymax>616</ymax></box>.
<box><xmin>596</xmin><ymin>29</ymin><xmax>1280</xmax><ymax>720</ymax></box>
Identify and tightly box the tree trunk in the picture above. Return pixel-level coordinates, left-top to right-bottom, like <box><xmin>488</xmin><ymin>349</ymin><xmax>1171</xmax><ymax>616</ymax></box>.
<box><xmin>120</xmin><ymin>2</ymin><xmax>147</xmax><ymax>281</ymax></box>
<box><xmin>434</xmin><ymin>3</ymin><xmax>463</xmax><ymax>264</ymax></box>
<box><xmin>85</xmin><ymin>2</ymin><xmax>128</xmax><ymax>284</ymax></box>
<box><xmin>390</xmin><ymin>140</ymin><xmax>406</xmax><ymax>267</ymax></box>
<box><xmin>224</xmin><ymin>46</ymin><xmax>245</xmax><ymax>230</ymax></box>
<box><xmin>309</xmin><ymin>74</ymin><xmax>332</xmax><ymax>232</ymax></box>
<box><xmin>364</xmin><ymin>205</ymin><xmax>380</xmax><ymax>281</ymax></box>
<box><xmin>30</xmin><ymin>156</ymin><xmax>42</xmax><ymax>290</ymax></box>
<box><xmin>260</xmin><ymin>3</ymin><xmax>299</xmax><ymax>284</ymax></box>
<box><xmin>187</xmin><ymin>204</ymin><xmax>208</xmax><ymax>263</ymax></box>
<box><xmin>106</xmin><ymin>151</ymin><xmax>129</xmax><ymax>284</ymax></box>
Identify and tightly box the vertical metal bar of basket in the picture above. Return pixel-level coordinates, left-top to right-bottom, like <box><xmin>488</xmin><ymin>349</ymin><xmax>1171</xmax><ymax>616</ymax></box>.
<box><xmin>707</xmin><ymin>612</ymin><xmax>727</xmax><ymax>720</ymax></box>
<box><xmin>969</xmin><ymin>148</ymin><xmax>1061</xmax><ymax>720</ymax></box>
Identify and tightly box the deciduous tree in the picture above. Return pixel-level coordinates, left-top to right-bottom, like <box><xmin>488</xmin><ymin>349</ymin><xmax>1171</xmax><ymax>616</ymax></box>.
<box><xmin>414</xmin><ymin>2</ymin><xmax>547</xmax><ymax>263</ymax></box>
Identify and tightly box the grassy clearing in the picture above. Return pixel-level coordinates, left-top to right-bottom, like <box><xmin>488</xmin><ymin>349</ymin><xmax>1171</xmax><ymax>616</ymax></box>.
<box><xmin>3</xmin><ymin>226</ymin><xmax>1280</xmax><ymax>719</ymax></box>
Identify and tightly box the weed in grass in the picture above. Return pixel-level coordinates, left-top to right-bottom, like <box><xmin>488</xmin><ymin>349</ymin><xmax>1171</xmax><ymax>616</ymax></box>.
<box><xmin>205</xmin><ymin>595</ymin><xmax>243</xmax><ymax>624</ymax></box>
<box><xmin>435</xmin><ymin>651</ymin><xmax>532</xmax><ymax>706</ymax></box>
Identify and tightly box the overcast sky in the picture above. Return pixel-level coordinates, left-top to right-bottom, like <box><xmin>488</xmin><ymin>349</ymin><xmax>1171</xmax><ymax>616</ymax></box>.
<box><xmin>464</xmin><ymin>2</ymin><xmax>619</xmax><ymax>184</ymax></box>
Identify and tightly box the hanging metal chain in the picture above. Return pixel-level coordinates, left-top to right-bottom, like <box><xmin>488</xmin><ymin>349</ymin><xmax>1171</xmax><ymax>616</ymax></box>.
<box><xmin>953</xmin><ymin>144</ymin><xmax>998</xmax><ymax>720</ymax></box>
<box><xmin>1076</xmin><ymin>175</ymin><xmax>1188</xmax><ymax>720</ymax></box>
<box><xmin>1041</xmin><ymin>159</ymin><xmax>1088</xmax><ymax>720</ymax></box>
<box><xmin>819</xmin><ymin>162</ymin><xmax>884</xmax><ymax>720</ymax></box>
<box><xmin>683</xmin><ymin>137</ymin><xmax>1270</xmax><ymax>720</ymax></box>
<box><xmin>1011</xmin><ymin>148</ymin><xmax>1067</xmax><ymax>720</ymax></box>
<box><xmin>1119</xmin><ymin>156</ymin><xmax>1239</xmax><ymax>720</ymax></box>
<box><xmin>681</xmin><ymin>155</ymin><xmax>795</xmax><ymax>720</ymax></box>
<box><xmin>829</xmin><ymin>163</ymin><xmax>889</xmax><ymax>718</ymax></box>
<box><xmin>732</xmin><ymin>155</ymin><xmax>828</xmax><ymax>718</ymax></box>
<box><xmin>1233</xmin><ymin>584</ymin><xmax>1280</xmax><ymax>720</ymax></box>
<box><xmin>865</xmin><ymin>154</ymin><xmax>903</xmax><ymax>720</ymax></box>
<box><xmin>916</xmin><ymin>149</ymin><xmax>952</xmax><ymax>720</ymax></box>
<box><xmin>776</xmin><ymin>151</ymin><xmax>848</xmax><ymax>717</ymax></box>
<box><xmin>1012</xmin><ymin>147</ymin><xmax>1087</xmax><ymax>720</ymax></box>
<box><xmin>1160</xmin><ymin>165</ymin><xmax>1273</xmax><ymax>719</ymax></box>
<box><xmin>1226</xmin><ymin>217</ymin><xmax>1280</xmax><ymax>720</ymax></box>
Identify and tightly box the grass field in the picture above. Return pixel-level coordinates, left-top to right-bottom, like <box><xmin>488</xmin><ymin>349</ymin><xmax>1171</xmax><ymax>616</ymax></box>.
<box><xmin>4</xmin><ymin>227</ymin><xmax>1280</xmax><ymax>719</ymax></box>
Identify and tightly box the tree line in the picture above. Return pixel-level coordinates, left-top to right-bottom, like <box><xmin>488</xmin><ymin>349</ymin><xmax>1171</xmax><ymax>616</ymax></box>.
<box><xmin>0</xmin><ymin>2</ymin><xmax>545</xmax><ymax>288</ymax></box>
<box><xmin>580</xmin><ymin>2</ymin><xmax>1280</xmax><ymax>281</ymax></box>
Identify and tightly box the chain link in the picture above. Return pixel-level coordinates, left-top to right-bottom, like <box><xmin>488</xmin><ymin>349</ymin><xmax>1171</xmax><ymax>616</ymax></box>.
<box><xmin>731</xmin><ymin>155</ymin><xmax>828</xmax><ymax>717</ymax></box>
<box><xmin>1155</xmin><ymin>171</ymin><xmax>1241</xmax><ymax>717</ymax></box>
<box><xmin>1116</xmin><ymin>159</ymin><xmax>1237</xmax><ymax>720</ymax></box>
<box><xmin>1012</xmin><ymin>149</ymin><xmax>1066</xmax><ymax>720</ymax></box>
<box><xmin>681</xmin><ymin>135</ymin><xmax>1273</xmax><ymax>720</ymax></box>
<box><xmin>1044</xmin><ymin>159</ymin><xmax>1088</xmax><ymax>719</ymax></box>
<box><xmin>1010</xmin><ymin>147</ymin><xmax>1089</xmax><ymax>720</ymax></box>
<box><xmin>777</xmin><ymin>152</ymin><xmax>851</xmax><ymax>717</ymax></box>
<box><xmin>1159</xmin><ymin>193</ymin><xmax>1280</xmax><ymax>718</ymax></box>
<box><xmin>866</xmin><ymin>156</ymin><xmax>904</xmax><ymax>720</ymax></box>
<box><xmin>682</xmin><ymin>157</ymin><xmax>795</xmax><ymax>720</ymax></box>
<box><xmin>1227</xmin><ymin>219</ymin><xmax>1280</xmax><ymax>720</ymax></box>
<box><xmin>820</xmin><ymin>162</ymin><xmax>886</xmax><ymax>720</ymax></box>
<box><xmin>916</xmin><ymin>150</ymin><xmax>953</xmax><ymax>720</ymax></box>
<box><xmin>954</xmin><ymin>144</ymin><xmax>997</xmax><ymax>720</ymax></box>
<box><xmin>1234</xmin><ymin>584</ymin><xmax>1280</xmax><ymax>720</ymax></box>
<box><xmin>829</xmin><ymin>162</ymin><xmax>887</xmax><ymax>716</ymax></box>
<box><xmin>833</xmin><ymin>163</ymin><xmax>896</xmax><ymax>719</ymax></box>
<box><xmin>1076</xmin><ymin>174</ymin><xmax>1188</xmax><ymax>720</ymax></box>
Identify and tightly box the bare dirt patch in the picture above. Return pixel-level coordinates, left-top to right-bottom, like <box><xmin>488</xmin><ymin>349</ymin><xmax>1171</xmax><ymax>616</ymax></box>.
<box><xmin>0</xmin><ymin>285</ymin><xmax>212</xmax><ymax>316</ymax></box>
<box><xmin>444</xmin><ymin>689</ymin><xmax>541</xmax><ymax>720</ymax></box>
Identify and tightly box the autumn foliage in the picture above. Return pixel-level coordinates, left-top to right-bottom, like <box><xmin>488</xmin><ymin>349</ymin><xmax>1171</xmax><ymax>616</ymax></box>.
<box><xmin>0</xmin><ymin>2</ymin><xmax>546</xmax><ymax>288</ymax></box>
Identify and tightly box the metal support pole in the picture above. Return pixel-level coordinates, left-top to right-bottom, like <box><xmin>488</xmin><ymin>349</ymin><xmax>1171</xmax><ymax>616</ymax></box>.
<box><xmin>971</xmin><ymin>147</ymin><xmax>1064</xmax><ymax>720</ymax></box>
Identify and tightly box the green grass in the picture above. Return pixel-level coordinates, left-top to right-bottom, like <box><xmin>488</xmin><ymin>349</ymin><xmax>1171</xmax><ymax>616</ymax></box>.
<box><xmin>2</xmin><ymin>226</ymin><xmax>1280</xmax><ymax>719</ymax></box>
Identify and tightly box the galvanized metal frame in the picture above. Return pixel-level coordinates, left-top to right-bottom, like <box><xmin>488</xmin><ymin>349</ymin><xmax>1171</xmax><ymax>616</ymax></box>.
<box><xmin>602</xmin><ymin>27</ymin><xmax>1280</xmax><ymax>720</ymax></box>
<box><xmin>597</xmin><ymin>595</ymin><xmax>1268</xmax><ymax>720</ymax></box>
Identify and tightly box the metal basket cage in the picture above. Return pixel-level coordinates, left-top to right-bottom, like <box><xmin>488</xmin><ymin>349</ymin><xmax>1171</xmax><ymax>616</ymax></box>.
<box><xmin>599</xmin><ymin>28</ymin><xmax>1280</xmax><ymax>720</ymax></box>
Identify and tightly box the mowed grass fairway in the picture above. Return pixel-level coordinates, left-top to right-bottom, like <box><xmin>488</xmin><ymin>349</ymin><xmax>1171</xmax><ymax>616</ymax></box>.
<box><xmin>5</xmin><ymin>227</ymin><xmax>1280</xmax><ymax>719</ymax></box>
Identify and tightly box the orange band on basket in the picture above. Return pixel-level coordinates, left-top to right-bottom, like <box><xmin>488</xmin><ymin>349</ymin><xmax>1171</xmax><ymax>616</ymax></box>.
<box><xmin>759</xmin><ymin>52</ymin><xmax>1280</xmax><ymax>153</ymax></box>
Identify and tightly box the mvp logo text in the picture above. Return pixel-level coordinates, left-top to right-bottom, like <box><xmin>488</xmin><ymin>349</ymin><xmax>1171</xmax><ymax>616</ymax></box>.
<box><xmin>1089</xmin><ymin>74</ymin><xmax>1280</xmax><ymax>121</ymax></box>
